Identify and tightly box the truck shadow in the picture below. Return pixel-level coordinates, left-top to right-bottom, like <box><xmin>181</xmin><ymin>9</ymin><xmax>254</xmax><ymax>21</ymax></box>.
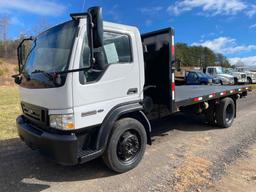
<box><xmin>151</xmin><ymin>112</ymin><xmax>220</xmax><ymax>137</ymax></box>
<box><xmin>0</xmin><ymin>138</ymin><xmax>114</xmax><ymax>192</ymax></box>
<box><xmin>0</xmin><ymin>113</ymin><xmax>218</xmax><ymax>192</ymax></box>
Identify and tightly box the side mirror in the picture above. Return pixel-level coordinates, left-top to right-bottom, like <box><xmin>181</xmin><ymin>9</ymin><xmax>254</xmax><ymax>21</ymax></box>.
<box><xmin>17</xmin><ymin>45</ymin><xmax>26</xmax><ymax>73</ymax></box>
<box><xmin>12</xmin><ymin>75</ymin><xmax>22</xmax><ymax>85</ymax></box>
<box><xmin>88</xmin><ymin>7</ymin><xmax>103</xmax><ymax>48</ymax></box>
<box><xmin>17</xmin><ymin>36</ymin><xmax>33</xmax><ymax>73</ymax></box>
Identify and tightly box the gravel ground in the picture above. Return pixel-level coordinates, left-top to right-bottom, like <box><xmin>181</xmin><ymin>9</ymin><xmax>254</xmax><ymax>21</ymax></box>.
<box><xmin>206</xmin><ymin>143</ymin><xmax>256</xmax><ymax>192</ymax></box>
<box><xmin>0</xmin><ymin>91</ymin><xmax>256</xmax><ymax>192</ymax></box>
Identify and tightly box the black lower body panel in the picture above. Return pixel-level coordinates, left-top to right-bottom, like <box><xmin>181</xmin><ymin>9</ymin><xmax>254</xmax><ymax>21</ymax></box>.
<box><xmin>16</xmin><ymin>116</ymin><xmax>101</xmax><ymax>165</ymax></box>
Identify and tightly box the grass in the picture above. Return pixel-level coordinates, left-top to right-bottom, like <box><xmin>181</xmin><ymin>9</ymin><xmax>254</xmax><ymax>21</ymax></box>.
<box><xmin>0</xmin><ymin>86</ymin><xmax>20</xmax><ymax>140</ymax></box>
<box><xmin>250</xmin><ymin>84</ymin><xmax>256</xmax><ymax>90</ymax></box>
<box><xmin>0</xmin><ymin>69</ymin><xmax>4</xmax><ymax>76</ymax></box>
<box><xmin>0</xmin><ymin>67</ymin><xmax>9</xmax><ymax>76</ymax></box>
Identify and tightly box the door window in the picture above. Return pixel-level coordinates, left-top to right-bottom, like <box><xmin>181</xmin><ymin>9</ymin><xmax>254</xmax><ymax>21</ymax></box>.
<box><xmin>208</xmin><ymin>68</ymin><xmax>214</xmax><ymax>75</ymax></box>
<box><xmin>79</xmin><ymin>31</ymin><xmax>132</xmax><ymax>84</ymax></box>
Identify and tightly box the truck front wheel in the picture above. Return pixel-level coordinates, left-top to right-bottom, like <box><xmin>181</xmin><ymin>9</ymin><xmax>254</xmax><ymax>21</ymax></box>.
<box><xmin>234</xmin><ymin>78</ymin><xmax>238</xmax><ymax>85</ymax></box>
<box><xmin>103</xmin><ymin>118</ymin><xmax>147</xmax><ymax>173</ymax></box>
<box><xmin>216</xmin><ymin>98</ymin><xmax>235</xmax><ymax>128</ymax></box>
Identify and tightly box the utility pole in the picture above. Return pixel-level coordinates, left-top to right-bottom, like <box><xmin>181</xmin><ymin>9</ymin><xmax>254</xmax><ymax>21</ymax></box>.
<box><xmin>0</xmin><ymin>16</ymin><xmax>9</xmax><ymax>57</ymax></box>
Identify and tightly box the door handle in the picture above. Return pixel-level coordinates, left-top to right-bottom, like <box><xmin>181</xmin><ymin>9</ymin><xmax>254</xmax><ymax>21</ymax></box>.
<box><xmin>127</xmin><ymin>88</ymin><xmax>138</xmax><ymax>95</ymax></box>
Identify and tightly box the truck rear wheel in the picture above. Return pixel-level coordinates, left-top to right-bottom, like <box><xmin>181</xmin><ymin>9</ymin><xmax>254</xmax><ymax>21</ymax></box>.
<box><xmin>247</xmin><ymin>77</ymin><xmax>252</xmax><ymax>84</ymax></box>
<box><xmin>216</xmin><ymin>98</ymin><xmax>235</xmax><ymax>128</ymax></box>
<box><xmin>103</xmin><ymin>118</ymin><xmax>147</xmax><ymax>173</ymax></box>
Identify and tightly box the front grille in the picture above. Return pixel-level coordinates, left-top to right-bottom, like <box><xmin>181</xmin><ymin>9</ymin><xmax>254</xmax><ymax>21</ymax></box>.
<box><xmin>21</xmin><ymin>102</ymin><xmax>48</xmax><ymax>126</ymax></box>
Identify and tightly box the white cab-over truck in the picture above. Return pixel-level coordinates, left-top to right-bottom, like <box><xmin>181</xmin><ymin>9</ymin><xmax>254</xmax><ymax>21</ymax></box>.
<box><xmin>13</xmin><ymin>7</ymin><xmax>249</xmax><ymax>173</ymax></box>
<box><xmin>225</xmin><ymin>68</ymin><xmax>247</xmax><ymax>84</ymax></box>
<box><xmin>206</xmin><ymin>66</ymin><xmax>235</xmax><ymax>85</ymax></box>
<box><xmin>235</xmin><ymin>67</ymin><xmax>256</xmax><ymax>84</ymax></box>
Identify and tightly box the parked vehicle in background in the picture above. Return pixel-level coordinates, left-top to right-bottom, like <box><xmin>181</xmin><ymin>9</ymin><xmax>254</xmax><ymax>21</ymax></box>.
<box><xmin>206</xmin><ymin>66</ymin><xmax>235</xmax><ymax>85</ymax></box>
<box><xmin>235</xmin><ymin>67</ymin><xmax>256</xmax><ymax>84</ymax></box>
<box><xmin>186</xmin><ymin>71</ymin><xmax>221</xmax><ymax>85</ymax></box>
<box><xmin>224</xmin><ymin>68</ymin><xmax>247</xmax><ymax>84</ymax></box>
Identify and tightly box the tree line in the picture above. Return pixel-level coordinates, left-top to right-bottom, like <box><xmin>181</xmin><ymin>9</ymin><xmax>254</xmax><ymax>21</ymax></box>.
<box><xmin>175</xmin><ymin>43</ymin><xmax>231</xmax><ymax>68</ymax></box>
<box><xmin>0</xmin><ymin>16</ymin><xmax>50</xmax><ymax>60</ymax></box>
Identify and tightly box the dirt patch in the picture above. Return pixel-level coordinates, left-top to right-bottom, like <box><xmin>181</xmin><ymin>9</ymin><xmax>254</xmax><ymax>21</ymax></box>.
<box><xmin>173</xmin><ymin>153</ymin><xmax>212</xmax><ymax>192</ymax></box>
<box><xmin>169</xmin><ymin>136</ymin><xmax>214</xmax><ymax>192</ymax></box>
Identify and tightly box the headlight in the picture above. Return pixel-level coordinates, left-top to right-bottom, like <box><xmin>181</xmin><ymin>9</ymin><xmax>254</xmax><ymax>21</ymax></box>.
<box><xmin>50</xmin><ymin>114</ymin><xmax>75</xmax><ymax>130</ymax></box>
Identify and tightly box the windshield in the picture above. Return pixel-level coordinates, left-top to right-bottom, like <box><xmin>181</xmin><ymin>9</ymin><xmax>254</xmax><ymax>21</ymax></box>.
<box><xmin>20</xmin><ymin>20</ymin><xmax>79</xmax><ymax>89</ymax></box>
<box><xmin>216</xmin><ymin>67</ymin><xmax>224</xmax><ymax>74</ymax></box>
<box><xmin>237</xmin><ymin>68</ymin><xmax>247</xmax><ymax>72</ymax></box>
<box><xmin>197</xmin><ymin>72</ymin><xmax>207</xmax><ymax>78</ymax></box>
<box><xmin>225</xmin><ymin>68</ymin><xmax>233</xmax><ymax>74</ymax></box>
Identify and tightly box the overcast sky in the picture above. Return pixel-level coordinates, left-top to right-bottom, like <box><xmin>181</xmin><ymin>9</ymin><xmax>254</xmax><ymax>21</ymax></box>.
<box><xmin>0</xmin><ymin>0</ymin><xmax>256</xmax><ymax>66</ymax></box>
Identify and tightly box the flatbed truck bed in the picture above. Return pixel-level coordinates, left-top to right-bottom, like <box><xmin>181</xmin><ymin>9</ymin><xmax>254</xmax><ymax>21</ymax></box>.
<box><xmin>175</xmin><ymin>85</ymin><xmax>249</xmax><ymax>107</ymax></box>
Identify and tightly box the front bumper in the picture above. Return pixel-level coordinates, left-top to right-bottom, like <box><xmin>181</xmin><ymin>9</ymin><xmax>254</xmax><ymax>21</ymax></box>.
<box><xmin>238</xmin><ymin>78</ymin><xmax>247</xmax><ymax>83</ymax></box>
<box><xmin>17</xmin><ymin>116</ymin><xmax>79</xmax><ymax>165</ymax></box>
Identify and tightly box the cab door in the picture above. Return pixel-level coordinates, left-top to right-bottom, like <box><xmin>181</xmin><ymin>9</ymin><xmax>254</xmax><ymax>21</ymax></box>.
<box><xmin>187</xmin><ymin>72</ymin><xmax>199</xmax><ymax>85</ymax></box>
<box><xmin>72</xmin><ymin>21</ymin><xmax>143</xmax><ymax>129</ymax></box>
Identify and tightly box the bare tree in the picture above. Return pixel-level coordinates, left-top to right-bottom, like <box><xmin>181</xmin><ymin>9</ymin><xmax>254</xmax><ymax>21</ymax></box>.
<box><xmin>0</xmin><ymin>16</ymin><xmax>9</xmax><ymax>41</ymax></box>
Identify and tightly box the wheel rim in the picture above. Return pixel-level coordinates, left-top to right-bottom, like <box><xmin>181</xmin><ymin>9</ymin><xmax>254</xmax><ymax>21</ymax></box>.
<box><xmin>225</xmin><ymin>104</ymin><xmax>234</xmax><ymax>124</ymax></box>
<box><xmin>117</xmin><ymin>130</ymin><xmax>141</xmax><ymax>164</ymax></box>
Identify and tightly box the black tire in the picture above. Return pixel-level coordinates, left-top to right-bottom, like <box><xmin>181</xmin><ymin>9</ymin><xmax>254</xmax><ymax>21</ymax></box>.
<box><xmin>220</xmin><ymin>80</ymin><xmax>223</xmax><ymax>85</ymax></box>
<box><xmin>247</xmin><ymin>77</ymin><xmax>252</xmax><ymax>84</ymax></box>
<box><xmin>216</xmin><ymin>98</ymin><xmax>235</xmax><ymax>128</ymax></box>
<box><xmin>234</xmin><ymin>78</ymin><xmax>238</xmax><ymax>85</ymax></box>
<box><xmin>103</xmin><ymin>118</ymin><xmax>147</xmax><ymax>173</ymax></box>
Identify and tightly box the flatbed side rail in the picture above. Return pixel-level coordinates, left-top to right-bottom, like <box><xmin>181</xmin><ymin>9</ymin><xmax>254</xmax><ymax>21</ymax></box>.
<box><xmin>175</xmin><ymin>86</ymin><xmax>249</xmax><ymax>108</ymax></box>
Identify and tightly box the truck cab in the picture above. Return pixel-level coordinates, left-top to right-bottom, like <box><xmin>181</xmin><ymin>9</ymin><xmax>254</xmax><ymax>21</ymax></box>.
<box><xmin>186</xmin><ymin>71</ymin><xmax>212</xmax><ymax>85</ymax></box>
<box><xmin>224</xmin><ymin>68</ymin><xmax>247</xmax><ymax>84</ymax></box>
<box><xmin>206</xmin><ymin>66</ymin><xmax>235</xmax><ymax>85</ymax></box>
<box><xmin>235</xmin><ymin>67</ymin><xmax>256</xmax><ymax>84</ymax></box>
<box><xmin>16</xmin><ymin>8</ymin><xmax>150</xmax><ymax>171</ymax></box>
